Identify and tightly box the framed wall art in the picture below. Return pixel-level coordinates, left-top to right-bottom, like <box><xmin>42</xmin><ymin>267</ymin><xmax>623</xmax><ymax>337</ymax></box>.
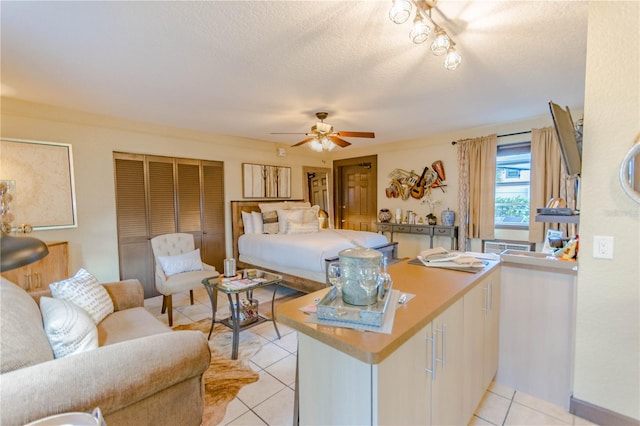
<box><xmin>0</xmin><ymin>138</ymin><xmax>77</xmax><ymax>230</ymax></box>
<box><xmin>242</xmin><ymin>163</ymin><xmax>291</xmax><ymax>198</ymax></box>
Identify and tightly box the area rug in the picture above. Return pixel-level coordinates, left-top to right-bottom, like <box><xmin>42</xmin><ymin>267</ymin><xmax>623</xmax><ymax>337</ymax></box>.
<box><xmin>173</xmin><ymin>320</ymin><xmax>261</xmax><ymax>425</ymax></box>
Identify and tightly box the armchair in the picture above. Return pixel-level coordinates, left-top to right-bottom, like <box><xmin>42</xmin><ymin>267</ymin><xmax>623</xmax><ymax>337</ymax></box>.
<box><xmin>150</xmin><ymin>233</ymin><xmax>219</xmax><ymax>326</ymax></box>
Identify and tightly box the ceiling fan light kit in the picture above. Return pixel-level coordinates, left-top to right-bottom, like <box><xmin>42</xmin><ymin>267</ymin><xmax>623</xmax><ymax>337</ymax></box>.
<box><xmin>389</xmin><ymin>0</ymin><xmax>462</xmax><ymax>70</ymax></box>
<box><xmin>271</xmin><ymin>112</ymin><xmax>375</xmax><ymax>152</ymax></box>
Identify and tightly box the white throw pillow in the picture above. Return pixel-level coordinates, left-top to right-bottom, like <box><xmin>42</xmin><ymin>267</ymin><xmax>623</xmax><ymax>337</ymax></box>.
<box><xmin>40</xmin><ymin>297</ymin><xmax>99</xmax><ymax>358</ymax></box>
<box><xmin>277</xmin><ymin>209</ymin><xmax>304</xmax><ymax>234</ymax></box>
<box><xmin>49</xmin><ymin>268</ymin><xmax>114</xmax><ymax>325</ymax></box>
<box><xmin>258</xmin><ymin>201</ymin><xmax>290</xmax><ymax>212</ymax></box>
<box><xmin>241</xmin><ymin>211</ymin><xmax>255</xmax><ymax>234</ymax></box>
<box><xmin>251</xmin><ymin>211</ymin><xmax>264</xmax><ymax>234</ymax></box>
<box><xmin>286</xmin><ymin>220</ymin><xmax>320</xmax><ymax>234</ymax></box>
<box><xmin>298</xmin><ymin>205</ymin><xmax>320</xmax><ymax>223</ymax></box>
<box><xmin>157</xmin><ymin>249</ymin><xmax>204</xmax><ymax>276</ymax></box>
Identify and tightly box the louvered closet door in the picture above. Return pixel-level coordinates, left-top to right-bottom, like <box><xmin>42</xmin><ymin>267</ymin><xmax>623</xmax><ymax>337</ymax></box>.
<box><xmin>148</xmin><ymin>156</ymin><xmax>177</xmax><ymax>237</ymax></box>
<box><xmin>114</xmin><ymin>154</ymin><xmax>156</xmax><ymax>297</ymax></box>
<box><xmin>201</xmin><ymin>161</ymin><xmax>225</xmax><ymax>271</ymax></box>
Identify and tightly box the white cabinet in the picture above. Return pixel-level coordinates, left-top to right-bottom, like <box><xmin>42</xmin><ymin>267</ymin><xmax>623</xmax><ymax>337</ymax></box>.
<box><xmin>298</xmin><ymin>298</ymin><xmax>465</xmax><ymax>425</ymax></box>
<box><xmin>462</xmin><ymin>268</ymin><xmax>500</xmax><ymax>421</ymax></box>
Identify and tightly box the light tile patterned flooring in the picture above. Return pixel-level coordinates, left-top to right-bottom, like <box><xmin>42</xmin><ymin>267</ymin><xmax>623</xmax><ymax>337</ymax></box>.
<box><xmin>144</xmin><ymin>285</ymin><xmax>598</xmax><ymax>426</ymax></box>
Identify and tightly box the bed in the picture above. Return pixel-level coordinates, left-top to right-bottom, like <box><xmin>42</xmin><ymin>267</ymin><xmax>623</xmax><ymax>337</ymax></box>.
<box><xmin>231</xmin><ymin>200</ymin><xmax>398</xmax><ymax>293</ymax></box>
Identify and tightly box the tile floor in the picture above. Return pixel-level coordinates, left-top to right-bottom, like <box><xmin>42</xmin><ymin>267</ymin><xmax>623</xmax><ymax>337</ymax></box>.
<box><xmin>144</xmin><ymin>285</ymin><xmax>598</xmax><ymax>426</ymax></box>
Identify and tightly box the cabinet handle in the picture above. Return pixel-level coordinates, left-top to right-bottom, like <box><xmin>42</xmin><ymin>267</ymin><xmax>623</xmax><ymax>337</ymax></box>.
<box><xmin>24</xmin><ymin>274</ymin><xmax>31</xmax><ymax>291</ymax></box>
<box><xmin>436</xmin><ymin>324</ymin><xmax>447</xmax><ymax>369</ymax></box>
<box><xmin>482</xmin><ymin>286</ymin><xmax>488</xmax><ymax>315</ymax></box>
<box><xmin>424</xmin><ymin>331</ymin><xmax>437</xmax><ymax>381</ymax></box>
<box><xmin>488</xmin><ymin>281</ymin><xmax>493</xmax><ymax>311</ymax></box>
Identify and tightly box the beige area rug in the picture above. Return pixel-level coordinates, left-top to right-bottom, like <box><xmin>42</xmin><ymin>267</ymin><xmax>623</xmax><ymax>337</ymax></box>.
<box><xmin>173</xmin><ymin>320</ymin><xmax>261</xmax><ymax>425</ymax></box>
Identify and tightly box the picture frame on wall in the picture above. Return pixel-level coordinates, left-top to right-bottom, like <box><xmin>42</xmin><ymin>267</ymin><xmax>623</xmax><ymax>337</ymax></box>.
<box><xmin>242</xmin><ymin>163</ymin><xmax>291</xmax><ymax>198</ymax></box>
<box><xmin>0</xmin><ymin>138</ymin><xmax>78</xmax><ymax>230</ymax></box>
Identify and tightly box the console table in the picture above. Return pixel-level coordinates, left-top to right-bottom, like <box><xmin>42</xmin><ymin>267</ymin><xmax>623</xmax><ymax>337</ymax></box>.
<box><xmin>377</xmin><ymin>222</ymin><xmax>458</xmax><ymax>250</ymax></box>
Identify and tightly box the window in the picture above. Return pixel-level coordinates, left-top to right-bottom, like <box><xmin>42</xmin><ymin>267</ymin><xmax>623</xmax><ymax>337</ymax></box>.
<box><xmin>495</xmin><ymin>142</ymin><xmax>531</xmax><ymax>228</ymax></box>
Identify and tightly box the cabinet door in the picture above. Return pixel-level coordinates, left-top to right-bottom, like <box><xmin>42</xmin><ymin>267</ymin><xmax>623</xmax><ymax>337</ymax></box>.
<box><xmin>462</xmin><ymin>278</ymin><xmax>488</xmax><ymax>421</ymax></box>
<box><xmin>483</xmin><ymin>271</ymin><xmax>500</xmax><ymax>388</ymax></box>
<box><xmin>376</xmin><ymin>322</ymin><xmax>432</xmax><ymax>425</ymax></box>
<box><xmin>431</xmin><ymin>297</ymin><xmax>465</xmax><ymax>425</ymax></box>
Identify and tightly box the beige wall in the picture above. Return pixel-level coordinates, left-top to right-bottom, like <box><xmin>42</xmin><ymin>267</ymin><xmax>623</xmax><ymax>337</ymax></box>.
<box><xmin>573</xmin><ymin>1</ymin><xmax>640</xmax><ymax>420</ymax></box>
<box><xmin>1</xmin><ymin>98</ymin><xmax>329</xmax><ymax>281</ymax></box>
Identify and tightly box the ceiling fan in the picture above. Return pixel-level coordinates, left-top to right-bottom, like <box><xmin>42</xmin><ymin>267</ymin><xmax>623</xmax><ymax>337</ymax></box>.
<box><xmin>271</xmin><ymin>112</ymin><xmax>375</xmax><ymax>151</ymax></box>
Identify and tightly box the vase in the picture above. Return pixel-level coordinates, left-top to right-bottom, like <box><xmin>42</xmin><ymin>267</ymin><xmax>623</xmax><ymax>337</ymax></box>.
<box><xmin>441</xmin><ymin>208</ymin><xmax>455</xmax><ymax>226</ymax></box>
<box><xmin>378</xmin><ymin>209</ymin><xmax>392</xmax><ymax>223</ymax></box>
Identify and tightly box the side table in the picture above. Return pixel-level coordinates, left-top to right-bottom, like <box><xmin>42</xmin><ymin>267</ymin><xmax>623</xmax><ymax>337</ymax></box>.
<box><xmin>201</xmin><ymin>270</ymin><xmax>283</xmax><ymax>359</ymax></box>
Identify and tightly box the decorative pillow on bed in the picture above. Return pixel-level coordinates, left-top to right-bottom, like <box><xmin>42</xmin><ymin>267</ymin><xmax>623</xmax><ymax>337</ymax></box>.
<box><xmin>251</xmin><ymin>211</ymin><xmax>264</xmax><ymax>234</ymax></box>
<box><xmin>157</xmin><ymin>249</ymin><xmax>204</xmax><ymax>276</ymax></box>
<box><xmin>259</xmin><ymin>202</ymin><xmax>291</xmax><ymax>212</ymax></box>
<box><xmin>286</xmin><ymin>220</ymin><xmax>320</xmax><ymax>234</ymax></box>
<box><xmin>241</xmin><ymin>211</ymin><xmax>255</xmax><ymax>234</ymax></box>
<box><xmin>262</xmin><ymin>210</ymin><xmax>279</xmax><ymax>234</ymax></box>
<box><xmin>299</xmin><ymin>205</ymin><xmax>320</xmax><ymax>223</ymax></box>
<box><xmin>277</xmin><ymin>209</ymin><xmax>304</xmax><ymax>234</ymax></box>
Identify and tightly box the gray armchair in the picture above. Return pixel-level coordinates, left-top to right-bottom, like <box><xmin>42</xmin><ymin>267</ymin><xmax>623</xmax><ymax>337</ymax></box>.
<box><xmin>150</xmin><ymin>233</ymin><xmax>218</xmax><ymax>326</ymax></box>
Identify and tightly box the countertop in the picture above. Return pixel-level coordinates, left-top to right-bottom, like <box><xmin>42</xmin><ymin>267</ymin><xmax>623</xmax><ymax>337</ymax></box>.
<box><xmin>500</xmin><ymin>249</ymin><xmax>578</xmax><ymax>272</ymax></box>
<box><xmin>276</xmin><ymin>258</ymin><xmax>500</xmax><ymax>364</ymax></box>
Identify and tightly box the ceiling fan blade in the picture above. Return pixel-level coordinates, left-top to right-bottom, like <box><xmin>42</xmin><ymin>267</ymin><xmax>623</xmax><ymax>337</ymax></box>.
<box><xmin>329</xmin><ymin>136</ymin><xmax>351</xmax><ymax>148</ymax></box>
<box><xmin>337</xmin><ymin>131</ymin><xmax>375</xmax><ymax>138</ymax></box>
<box><xmin>291</xmin><ymin>137</ymin><xmax>315</xmax><ymax>147</ymax></box>
<box><xmin>270</xmin><ymin>132</ymin><xmax>308</xmax><ymax>135</ymax></box>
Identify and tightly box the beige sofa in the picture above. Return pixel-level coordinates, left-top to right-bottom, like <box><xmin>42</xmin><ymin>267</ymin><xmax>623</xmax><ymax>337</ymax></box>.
<box><xmin>0</xmin><ymin>277</ymin><xmax>211</xmax><ymax>426</ymax></box>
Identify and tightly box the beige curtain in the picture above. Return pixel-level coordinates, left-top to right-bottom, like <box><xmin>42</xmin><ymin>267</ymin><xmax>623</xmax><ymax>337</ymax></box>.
<box><xmin>457</xmin><ymin>134</ymin><xmax>497</xmax><ymax>251</ymax></box>
<box><xmin>529</xmin><ymin>127</ymin><xmax>575</xmax><ymax>242</ymax></box>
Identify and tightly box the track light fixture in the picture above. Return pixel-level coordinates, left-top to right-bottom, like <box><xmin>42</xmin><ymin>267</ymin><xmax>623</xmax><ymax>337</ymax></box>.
<box><xmin>388</xmin><ymin>0</ymin><xmax>461</xmax><ymax>70</ymax></box>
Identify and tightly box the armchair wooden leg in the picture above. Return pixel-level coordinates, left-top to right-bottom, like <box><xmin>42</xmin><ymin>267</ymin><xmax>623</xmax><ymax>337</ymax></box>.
<box><xmin>161</xmin><ymin>295</ymin><xmax>167</xmax><ymax>314</ymax></box>
<box><xmin>166</xmin><ymin>295</ymin><xmax>173</xmax><ymax>326</ymax></box>
<box><xmin>190</xmin><ymin>289</ymin><xmax>194</xmax><ymax>305</ymax></box>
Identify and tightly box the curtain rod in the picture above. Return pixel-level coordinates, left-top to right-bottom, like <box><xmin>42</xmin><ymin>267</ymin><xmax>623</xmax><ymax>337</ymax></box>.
<box><xmin>451</xmin><ymin>130</ymin><xmax>532</xmax><ymax>145</ymax></box>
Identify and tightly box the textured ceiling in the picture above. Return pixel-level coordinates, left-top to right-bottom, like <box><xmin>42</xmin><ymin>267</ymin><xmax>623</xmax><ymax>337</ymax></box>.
<box><xmin>1</xmin><ymin>1</ymin><xmax>588</xmax><ymax>147</ymax></box>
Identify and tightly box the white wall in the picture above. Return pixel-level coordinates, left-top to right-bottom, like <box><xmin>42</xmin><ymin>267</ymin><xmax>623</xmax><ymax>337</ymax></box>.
<box><xmin>572</xmin><ymin>2</ymin><xmax>640</xmax><ymax>420</ymax></box>
<box><xmin>1</xmin><ymin>98</ymin><xmax>329</xmax><ymax>281</ymax></box>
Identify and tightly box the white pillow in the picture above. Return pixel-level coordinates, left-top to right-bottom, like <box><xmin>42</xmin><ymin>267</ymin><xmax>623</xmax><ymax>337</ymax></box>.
<box><xmin>40</xmin><ymin>297</ymin><xmax>99</xmax><ymax>358</ymax></box>
<box><xmin>286</xmin><ymin>220</ymin><xmax>320</xmax><ymax>234</ymax></box>
<box><xmin>241</xmin><ymin>211</ymin><xmax>255</xmax><ymax>234</ymax></box>
<box><xmin>258</xmin><ymin>202</ymin><xmax>290</xmax><ymax>212</ymax></box>
<box><xmin>251</xmin><ymin>211</ymin><xmax>264</xmax><ymax>234</ymax></box>
<box><xmin>277</xmin><ymin>209</ymin><xmax>304</xmax><ymax>234</ymax></box>
<box><xmin>49</xmin><ymin>268</ymin><xmax>114</xmax><ymax>325</ymax></box>
<box><xmin>298</xmin><ymin>205</ymin><xmax>320</xmax><ymax>223</ymax></box>
<box><xmin>157</xmin><ymin>249</ymin><xmax>204</xmax><ymax>276</ymax></box>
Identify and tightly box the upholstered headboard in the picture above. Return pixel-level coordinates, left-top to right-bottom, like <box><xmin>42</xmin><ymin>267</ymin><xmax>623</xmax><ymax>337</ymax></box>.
<box><xmin>230</xmin><ymin>200</ymin><xmax>305</xmax><ymax>260</ymax></box>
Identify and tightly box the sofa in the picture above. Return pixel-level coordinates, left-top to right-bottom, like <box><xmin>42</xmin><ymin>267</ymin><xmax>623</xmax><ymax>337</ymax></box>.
<box><xmin>0</xmin><ymin>276</ymin><xmax>211</xmax><ymax>426</ymax></box>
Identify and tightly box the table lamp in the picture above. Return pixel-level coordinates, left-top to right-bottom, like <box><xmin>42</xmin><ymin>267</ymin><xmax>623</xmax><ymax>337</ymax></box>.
<box><xmin>0</xmin><ymin>232</ymin><xmax>49</xmax><ymax>272</ymax></box>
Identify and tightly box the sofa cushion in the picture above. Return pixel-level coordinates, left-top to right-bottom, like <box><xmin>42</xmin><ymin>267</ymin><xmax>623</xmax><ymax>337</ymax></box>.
<box><xmin>98</xmin><ymin>307</ymin><xmax>171</xmax><ymax>346</ymax></box>
<box><xmin>49</xmin><ymin>268</ymin><xmax>115</xmax><ymax>324</ymax></box>
<box><xmin>40</xmin><ymin>297</ymin><xmax>98</xmax><ymax>358</ymax></box>
<box><xmin>0</xmin><ymin>278</ymin><xmax>54</xmax><ymax>373</ymax></box>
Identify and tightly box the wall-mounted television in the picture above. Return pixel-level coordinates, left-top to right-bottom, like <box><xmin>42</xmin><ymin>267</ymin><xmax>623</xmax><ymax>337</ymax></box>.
<box><xmin>549</xmin><ymin>101</ymin><xmax>582</xmax><ymax>177</ymax></box>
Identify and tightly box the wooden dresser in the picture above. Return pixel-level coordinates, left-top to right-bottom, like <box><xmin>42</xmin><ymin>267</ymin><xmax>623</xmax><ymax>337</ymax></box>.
<box><xmin>1</xmin><ymin>241</ymin><xmax>69</xmax><ymax>292</ymax></box>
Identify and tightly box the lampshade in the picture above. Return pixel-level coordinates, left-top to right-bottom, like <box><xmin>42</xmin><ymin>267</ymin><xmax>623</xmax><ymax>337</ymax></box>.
<box><xmin>409</xmin><ymin>15</ymin><xmax>431</xmax><ymax>44</ymax></box>
<box><xmin>389</xmin><ymin>0</ymin><xmax>412</xmax><ymax>24</ymax></box>
<box><xmin>0</xmin><ymin>232</ymin><xmax>49</xmax><ymax>272</ymax></box>
<box><xmin>444</xmin><ymin>47</ymin><xmax>462</xmax><ymax>70</ymax></box>
<box><xmin>430</xmin><ymin>27</ymin><xmax>450</xmax><ymax>56</ymax></box>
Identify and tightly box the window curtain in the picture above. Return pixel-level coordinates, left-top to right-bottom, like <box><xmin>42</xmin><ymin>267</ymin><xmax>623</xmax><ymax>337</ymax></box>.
<box><xmin>456</xmin><ymin>134</ymin><xmax>498</xmax><ymax>251</ymax></box>
<box><xmin>529</xmin><ymin>127</ymin><xmax>575</xmax><ymax>242</ymax></box>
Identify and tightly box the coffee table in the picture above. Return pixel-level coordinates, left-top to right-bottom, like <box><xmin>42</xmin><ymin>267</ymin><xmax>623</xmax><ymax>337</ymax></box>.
<box><xmin>201</xmin><ymin>270</ymin><xmax>282</xmax><ymax>359</ymax></box>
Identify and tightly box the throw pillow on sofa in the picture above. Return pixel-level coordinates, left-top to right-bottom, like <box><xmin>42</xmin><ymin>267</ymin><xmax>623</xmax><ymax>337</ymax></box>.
<box><xmin>40</xmin><ymin>297</ymin><xmax>99</xmax><ymax>358</ymax></box>
<box><xmin>49</xmin><ymin>268</ymin><xmax>114</xmax><ymax>324</ymax></box>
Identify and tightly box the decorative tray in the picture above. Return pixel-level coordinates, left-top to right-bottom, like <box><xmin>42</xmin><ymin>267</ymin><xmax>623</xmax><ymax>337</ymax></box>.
<box><xmin>316</xmin><ymin>286</ymin><xmax>393</xmax><ymax>327</ymax></box>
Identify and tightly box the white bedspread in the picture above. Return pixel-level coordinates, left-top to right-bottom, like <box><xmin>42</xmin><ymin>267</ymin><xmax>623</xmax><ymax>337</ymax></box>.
<box><xmin>238</xmin><ymin>229</ymin><xmax>389</xmax><ymax>275</ymax></box>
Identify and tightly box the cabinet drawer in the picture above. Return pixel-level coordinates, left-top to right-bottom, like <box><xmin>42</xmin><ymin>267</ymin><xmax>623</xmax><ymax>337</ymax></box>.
<box><xmin>377</xmin><ymin>223</ymin><xmax>393</xmax><ymax>232</ymax></box>
<box><xmin>433</xmin><ymin>226</ymin><xmax>455</xmax><ymax>237</ymax></box>
<box><xmin>394</xmin><ymin>225</ymin><xmax>411</xmax><ymax>232</ymax></box>
<box><xmin>410</xmin><ymin>226</ymin><xmax>431</xmax><ymax>234</ymax></box>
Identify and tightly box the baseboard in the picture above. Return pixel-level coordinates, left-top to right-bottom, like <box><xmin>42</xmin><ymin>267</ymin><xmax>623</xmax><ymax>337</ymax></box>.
<box><xmin>570</xmin><ymin>396</ymin><xmax>639</xmax><ymax>426</ymax></box>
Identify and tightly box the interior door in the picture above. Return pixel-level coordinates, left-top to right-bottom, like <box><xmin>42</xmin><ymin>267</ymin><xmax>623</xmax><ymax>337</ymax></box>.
<box><xmin>335</xmin><ymin>155</ymin><xmax>377</xmax><ymax>231</ymax></box>
<box><xmin>308</xmin><ymin>172</ymin><xmax>328</xmax><ymax>211</ymax></box>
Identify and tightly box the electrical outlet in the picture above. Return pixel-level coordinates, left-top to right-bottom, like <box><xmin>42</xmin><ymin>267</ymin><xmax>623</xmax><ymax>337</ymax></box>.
<box><xmin>593</xmin><ymin>236</ymin><xmax>614</xmax><ymax>259</ymax></box>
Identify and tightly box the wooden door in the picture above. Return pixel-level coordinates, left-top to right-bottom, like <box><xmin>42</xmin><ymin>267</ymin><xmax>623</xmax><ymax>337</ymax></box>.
<box><xmin>335</xmin><ymin>156</ymin><xmax>377</xmax><ymax>231</ymax></box>
<box><xmin>308</xmin><ymin>172</ymin><xmax>327</xmax><ymax>211</ymax></box>
<box><xmin>201</xmin><ymin>161</ymin><xmax>225</xmax><ymax>271</ymax></box>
